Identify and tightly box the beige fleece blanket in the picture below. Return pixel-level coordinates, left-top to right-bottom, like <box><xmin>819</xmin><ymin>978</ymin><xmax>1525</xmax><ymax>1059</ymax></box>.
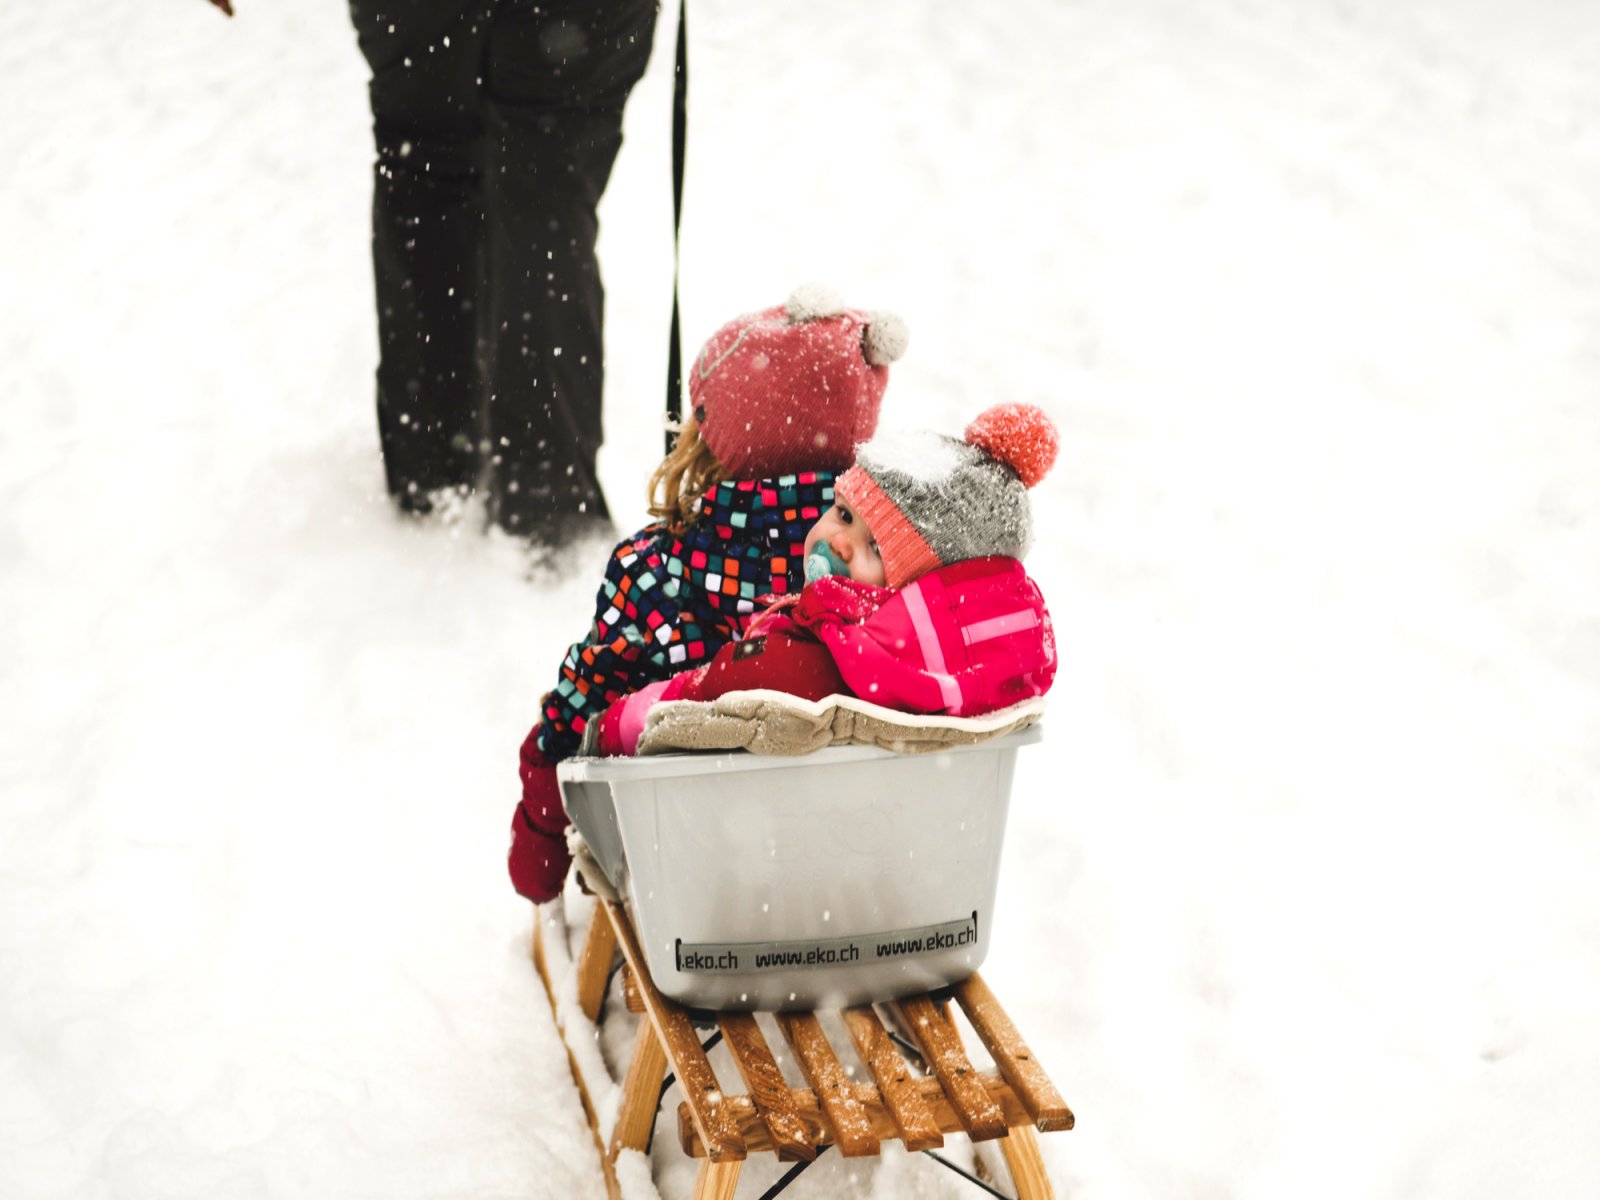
<box><xmin>635</xmin><ymin>690</ymin><xmax>1046</xmax><ymax>757</ymax></box>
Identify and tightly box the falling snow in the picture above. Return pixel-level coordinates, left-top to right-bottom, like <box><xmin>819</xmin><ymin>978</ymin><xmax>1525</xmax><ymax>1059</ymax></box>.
<box><xmin>3</xmin><ymin>0</ymin><xmax>1599</xmax><ymax>1198</ymax></box>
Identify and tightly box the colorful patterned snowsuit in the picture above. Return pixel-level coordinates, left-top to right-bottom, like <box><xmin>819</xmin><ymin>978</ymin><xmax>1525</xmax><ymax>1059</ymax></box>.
<box><xmin>510</xmin><ymin>473</ymin><xmax>835</xmax><ymax>902</ymax></box>
<box><xmin>534</xmin><ymin>473</ymin><xmax>836</xmax><ymax>760</ymax></box>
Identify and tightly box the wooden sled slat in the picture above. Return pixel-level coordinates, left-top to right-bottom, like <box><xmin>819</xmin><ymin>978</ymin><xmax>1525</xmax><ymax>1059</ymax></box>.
<box><xmin>602</xmin><ymin>901</ymin><xmax>746</xmax><ymax>1163</ymax></box>
<box><xmin>775</xmin><ymin>1012</ymin><xmax>880</xmax><ymax>1157</ymax></box>
<box><xmin>678</xmin><ymin>1075</ymin><xmax>1040</xmax><ymax>1158</ymax></box>
<box><xmin>893</xmin><ymin>995</ymin><xmax>1009</xmax><ymax>1142</ymax></box>
<box><xmin>953</xmin><ymin>973</ymin><xmax>1074</xmax><ymax>1132</ymax></box>
<box><xmin>717</xmin><ymin>1014</ymin><xmax>815</xmax><ymax>1163</ymax></box>
<box><xmin>841</xmin><ymin>1004</ymin><xmax>944</xmax><ymax>1152</ymax></box>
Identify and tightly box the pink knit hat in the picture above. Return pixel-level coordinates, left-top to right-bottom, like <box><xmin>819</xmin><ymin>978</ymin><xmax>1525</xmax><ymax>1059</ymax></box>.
<box><xmin>689</xmin><ymin>284</ymin><xmax>909</xmax><ymax>478</ymax></box>
<box><xmin>835</xmin><ymin>403</ymin><xmax>1060</xmax><ymax>589</ymax></box>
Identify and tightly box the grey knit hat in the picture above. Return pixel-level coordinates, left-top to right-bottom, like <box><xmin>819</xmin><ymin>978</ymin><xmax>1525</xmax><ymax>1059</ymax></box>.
<box><xmin>833</xmin><ymin>403</ymin><xmax>1059</xmax><ymax>589</ymax></box>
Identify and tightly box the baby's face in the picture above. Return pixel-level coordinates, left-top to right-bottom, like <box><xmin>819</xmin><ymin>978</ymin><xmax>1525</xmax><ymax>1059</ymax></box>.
<box><xmin>804</xmin><ymin>497</ymin><xmax>887</xmax><ymax>587</ymax></box>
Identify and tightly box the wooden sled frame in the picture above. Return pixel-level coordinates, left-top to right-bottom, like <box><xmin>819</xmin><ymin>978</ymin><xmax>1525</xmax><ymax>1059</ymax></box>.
<box><xmin>533</xmin><ymin>898</ymin><xmax>1073</xmax><ymax>1199</ymax></box>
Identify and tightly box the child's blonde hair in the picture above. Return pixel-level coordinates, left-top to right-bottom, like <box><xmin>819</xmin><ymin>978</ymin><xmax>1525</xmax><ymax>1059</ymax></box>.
<box><xmin>647</xmin><ymin>414</ymin><xmax>729</xmax><ymax>532</ymax></box>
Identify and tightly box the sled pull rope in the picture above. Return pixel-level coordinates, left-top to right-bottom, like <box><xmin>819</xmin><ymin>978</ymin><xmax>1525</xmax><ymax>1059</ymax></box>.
<box><xmin>664</xmin><ymin>0</ymin><xmax>688</xmax><ymax>453</ymax></box>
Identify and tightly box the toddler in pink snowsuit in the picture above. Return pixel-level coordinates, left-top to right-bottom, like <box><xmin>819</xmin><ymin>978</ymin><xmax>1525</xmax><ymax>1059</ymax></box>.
<box><xmin>590</xmin><ymin>402</ymin><xmax>1060</xmax><ymax>756</ymax></box>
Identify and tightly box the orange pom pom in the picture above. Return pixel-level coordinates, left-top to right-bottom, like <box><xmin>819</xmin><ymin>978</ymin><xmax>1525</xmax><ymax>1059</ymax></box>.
<box><xmin>964</xmin><ymin>403</ymin><xmax>1059</xmax><ymax>489</ymax></box>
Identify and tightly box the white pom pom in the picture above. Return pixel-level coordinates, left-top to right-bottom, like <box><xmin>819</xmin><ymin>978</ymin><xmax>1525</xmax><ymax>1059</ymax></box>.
<box><xmin>862</xmin><ymin>311</ymin><xmax>909</xmax><ymax>366</ymax></box>
<box><xmin>784</xmin><ymin>283</ymin><xmax>848</xmax><ymax>323</ymax></box>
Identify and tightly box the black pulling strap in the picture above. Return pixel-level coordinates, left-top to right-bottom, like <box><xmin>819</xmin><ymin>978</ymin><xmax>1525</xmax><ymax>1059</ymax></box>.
<box><xmin>665</xmin><ymin>0</ymin><xmax>689</xmax><ymax>453</ymax></box>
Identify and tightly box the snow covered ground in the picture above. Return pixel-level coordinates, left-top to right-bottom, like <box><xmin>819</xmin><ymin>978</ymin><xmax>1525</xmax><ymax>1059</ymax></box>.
<box><xmin>4</xmin><ymin>0</ymin><xmax>1599</xmax><ymax>1196</ymax></box>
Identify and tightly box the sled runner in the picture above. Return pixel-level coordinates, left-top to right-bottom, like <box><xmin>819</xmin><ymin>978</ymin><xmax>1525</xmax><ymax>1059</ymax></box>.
<box><xmin>532</xmin><ymin>723</ymin><xmax>1072</xmax><ymax>1197</ymax></box>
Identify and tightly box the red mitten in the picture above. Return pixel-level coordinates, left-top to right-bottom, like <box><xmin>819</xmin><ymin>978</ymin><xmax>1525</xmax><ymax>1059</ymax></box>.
<box><xmin>507</xmin><ymin>727</ymin><xmax>571</xmax><ymax>903</ymax></box>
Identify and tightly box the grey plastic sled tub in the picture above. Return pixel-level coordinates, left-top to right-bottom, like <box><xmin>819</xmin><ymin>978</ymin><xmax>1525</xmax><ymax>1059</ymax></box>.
<box><xmin>558</xmin><ymin>725</ymin><xmax>1041</xmax><ymax>1012</ymax></box>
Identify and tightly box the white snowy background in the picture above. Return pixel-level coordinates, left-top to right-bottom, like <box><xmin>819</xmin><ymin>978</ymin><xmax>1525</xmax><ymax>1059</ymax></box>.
<box><xmin>4</xmin><ymin>0</ymin><xmax>1598</xmax><ymax>1196</ymax></box>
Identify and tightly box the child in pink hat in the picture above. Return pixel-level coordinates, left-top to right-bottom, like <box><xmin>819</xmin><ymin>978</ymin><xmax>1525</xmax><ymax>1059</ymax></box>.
<box><xmin>510</xmin><ymin>286</ymin><xmax>909</xmax><ymax>904</ymax></box>
<box><xmin>587</xmin><ymin>402</ymin><xmax>1061</xmax><ymax>756</ymax></box>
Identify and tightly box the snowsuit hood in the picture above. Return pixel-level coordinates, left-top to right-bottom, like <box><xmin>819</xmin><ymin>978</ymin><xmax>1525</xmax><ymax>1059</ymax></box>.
<box><xmin>782</xmin><ymin>555</ymin><xmax>1056</xmax><ymax>717</ymax></box>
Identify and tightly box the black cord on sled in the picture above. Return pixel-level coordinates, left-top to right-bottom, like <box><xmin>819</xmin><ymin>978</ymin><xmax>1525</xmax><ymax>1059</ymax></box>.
<box><xmin>923</xmin><ymin>1148</ymin><xmax>1017</xmax><ymax>1199</ymax></box>
<box><xmin>664</xmin><ymin>0</ymin><xmax>688</xmax><ymax>453</ymax></box>
<box><xmin>754</xmin><ymin>1144</ymin><xmax>831</xmax><ymax>1199</ymax></box>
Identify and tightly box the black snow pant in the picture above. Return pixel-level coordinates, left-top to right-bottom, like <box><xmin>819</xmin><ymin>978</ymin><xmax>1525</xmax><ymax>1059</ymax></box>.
<box><xmin>349</xmin><ymin>0</ymin><xmax>658</xmax><ymax>536</ymax></box>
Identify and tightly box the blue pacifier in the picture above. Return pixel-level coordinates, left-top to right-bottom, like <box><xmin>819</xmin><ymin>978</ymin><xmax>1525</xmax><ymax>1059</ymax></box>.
<box><xmin>804</xmin><ymin>541</ymin><xmax>850</xmax><ymax>583</ymax></box>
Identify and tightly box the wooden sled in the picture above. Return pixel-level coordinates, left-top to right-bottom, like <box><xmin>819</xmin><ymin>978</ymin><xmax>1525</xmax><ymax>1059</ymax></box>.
<box><xmin>533</xmin><ymin>896</ymin><xmax>1074</xmax><ymax>1199</ymax></box>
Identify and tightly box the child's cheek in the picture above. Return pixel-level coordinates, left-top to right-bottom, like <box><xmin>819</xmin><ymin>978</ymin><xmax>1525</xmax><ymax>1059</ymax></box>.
<box><xmin>857</xmin><ymin>556</ymin><xmax>886</xmax><ymax>588</ymax></box>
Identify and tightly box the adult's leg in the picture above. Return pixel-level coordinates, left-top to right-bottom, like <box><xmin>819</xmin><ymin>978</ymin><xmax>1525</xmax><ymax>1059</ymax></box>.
<box><xmin>481</xmin><ymin>0</ymin><xmax>659</xmax><ymax>538</ymax></box>
<box><xmin>353</xmin><ymin>2</ymin><xmax>495</xmax><ymax>510</ymax></box>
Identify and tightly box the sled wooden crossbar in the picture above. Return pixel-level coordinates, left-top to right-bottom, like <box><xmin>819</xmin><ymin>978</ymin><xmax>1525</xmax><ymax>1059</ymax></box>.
<box><xmin>534</xmin><ymin>899</ymin><xmax>1073</xmax><ymax>1199</ymax></box>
